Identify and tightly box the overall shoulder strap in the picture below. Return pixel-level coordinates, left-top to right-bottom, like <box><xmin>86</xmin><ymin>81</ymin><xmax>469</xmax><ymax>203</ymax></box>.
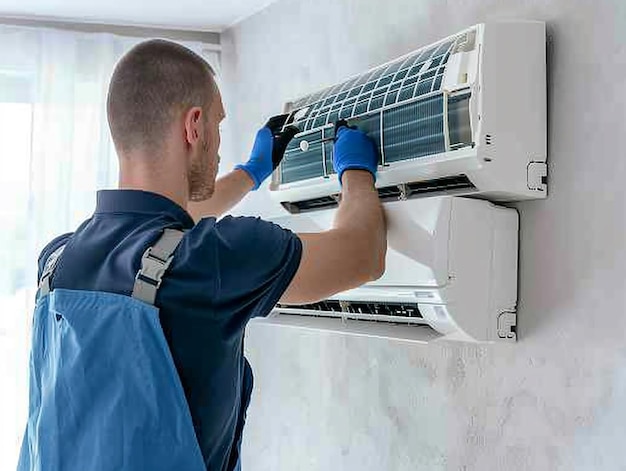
<box><xmin>132</xmin><ymin>228</ymin><xmax>185</xmax><ymax>305</ymax></box>
<box><xmin>37</xmin><ymin>244</ymin><xmax>67</xmax><ymax>298</ymax></box>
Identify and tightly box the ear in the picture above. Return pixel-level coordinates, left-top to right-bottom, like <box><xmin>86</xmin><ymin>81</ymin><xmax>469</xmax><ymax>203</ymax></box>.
<box><xmin>183</xmin><ymin>106</ymin><xmax>204</xmax><ymax>146</ymax></box>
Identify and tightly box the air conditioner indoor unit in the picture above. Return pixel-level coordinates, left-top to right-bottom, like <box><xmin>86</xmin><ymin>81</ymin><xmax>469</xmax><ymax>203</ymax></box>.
<box><xmin>261</xmin><ymin>197</ymin><xmax>519</xmax><ymax>343</ymax></box>
<box><xmin>259</xmin><ymin>21</ymin><xmax>546</xmax><ymax>343</ymax></box>
<box><xmin>269</xmin><ymin>21</ymin><xmax>547</xmax><ymax>213</ymax></box>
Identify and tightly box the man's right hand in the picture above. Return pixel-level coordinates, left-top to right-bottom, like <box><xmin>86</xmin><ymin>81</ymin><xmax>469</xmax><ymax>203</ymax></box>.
<box><xmin>332</xmin><ymin>120</ymin><xmax>379</xmax><ymax>184</ymax></box>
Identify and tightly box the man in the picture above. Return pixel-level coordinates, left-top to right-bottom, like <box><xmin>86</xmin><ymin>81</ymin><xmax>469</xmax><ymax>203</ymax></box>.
<box><xmin>18</xmin><ymin>39</ymin><xmax>386</xmax><ymax>471</ymax></box>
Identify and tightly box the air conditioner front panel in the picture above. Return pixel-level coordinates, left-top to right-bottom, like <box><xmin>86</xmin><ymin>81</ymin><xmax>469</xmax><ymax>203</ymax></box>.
<box><xmin>268</xmin><ymin>197</ymin><xmax>519</xmax><ymax>342</ymax></box>
<box><xmin>270</xmin><ymin>197</ymin><xmax>453</xmax><ymax>288</ymax></box>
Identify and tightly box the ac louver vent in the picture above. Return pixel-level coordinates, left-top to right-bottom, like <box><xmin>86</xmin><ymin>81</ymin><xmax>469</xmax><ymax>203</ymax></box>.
<box><xmin>280</xmin><ymin>175</ymin><xmax>476</xmax><ymax>213</ymax></box>
<box><xmin>275</xmin><ymin>300</ymin><xmax>425</xmax><ymax>325</ymax></box>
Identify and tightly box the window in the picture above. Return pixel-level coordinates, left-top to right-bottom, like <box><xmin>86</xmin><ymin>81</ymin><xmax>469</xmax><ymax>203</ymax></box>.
<box><xmin>0</xmin><ymin>100</ymin><xmax>34</xmax><ymax>471</ymax></box>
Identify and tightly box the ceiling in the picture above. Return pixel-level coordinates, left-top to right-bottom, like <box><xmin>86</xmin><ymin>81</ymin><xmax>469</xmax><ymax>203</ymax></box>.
<box><xmin>0</xmin><ymin>0</ymin><xmax>279</xmax><ymax>32</ymax></box>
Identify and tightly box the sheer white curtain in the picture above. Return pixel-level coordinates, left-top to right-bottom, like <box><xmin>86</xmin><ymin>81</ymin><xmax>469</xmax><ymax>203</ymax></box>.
<box><xmin>0</xmin><ymin>24</ymin><xmax>219</xmax><ymax>469</ymax></box>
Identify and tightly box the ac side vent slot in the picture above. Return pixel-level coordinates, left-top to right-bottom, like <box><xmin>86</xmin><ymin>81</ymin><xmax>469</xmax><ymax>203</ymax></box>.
<box><xmin>377</xmin><ymin>186</ymin><xmax>402</xmax><ymax>199</ymax></box>
<box><xmin>281</xmin><ymin>196</ymin><xmax>338</xmax><ymax>213</ymax></box>
<box><xmin>406</xmin><ymin>174</ymin><xmax>476</xmax><ymax>194</ymax></box>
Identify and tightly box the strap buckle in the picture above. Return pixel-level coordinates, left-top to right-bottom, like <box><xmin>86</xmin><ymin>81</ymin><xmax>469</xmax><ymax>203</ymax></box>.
<box><xmin>37</xmin><ymin>245</ymin><xmax>66</xmax><ymax>299</ymax></box>
<box><xmin>134</xmin><ymin>246</ymin><xmax>174</xmax><ymax>289</ymax></box>
<box><xmin>131</xmin><ymin>228</ymin><xmax>185</xmax><ymax>305</ymax></box>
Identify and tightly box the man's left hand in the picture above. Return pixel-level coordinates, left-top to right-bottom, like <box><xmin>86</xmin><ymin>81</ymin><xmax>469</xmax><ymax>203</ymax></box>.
<box><xmin>235</xmin><ymin>114</ymin><xmax>299</xmax><ymax>190</ymax></box>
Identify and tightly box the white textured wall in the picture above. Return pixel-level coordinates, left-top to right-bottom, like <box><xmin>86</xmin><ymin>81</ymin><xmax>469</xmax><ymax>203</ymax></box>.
<box><xmin>220</xmin><ymin>1</ymin><xmax>626</xmax><ymax>469</ymax></box>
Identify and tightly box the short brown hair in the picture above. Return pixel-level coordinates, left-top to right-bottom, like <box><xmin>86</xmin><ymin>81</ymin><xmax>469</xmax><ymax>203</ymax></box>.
<box><xmin>107</xmin><ymin>39</ymin><xmax>216</xmax><ymax>155</ymax></box>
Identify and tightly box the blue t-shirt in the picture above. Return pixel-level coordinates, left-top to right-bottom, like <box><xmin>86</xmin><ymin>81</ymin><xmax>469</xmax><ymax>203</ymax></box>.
<box><xmin>37</xmin><ymin>189</ymin><xmax>302</xmax><ymax>471</ymax></box>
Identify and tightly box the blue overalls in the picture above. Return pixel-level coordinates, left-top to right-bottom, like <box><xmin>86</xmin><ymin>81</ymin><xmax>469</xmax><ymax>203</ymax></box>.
<box><xmin>18</xmin><ymin>228</ymin><xmax>212</xmax><ymax>471</ymax></box>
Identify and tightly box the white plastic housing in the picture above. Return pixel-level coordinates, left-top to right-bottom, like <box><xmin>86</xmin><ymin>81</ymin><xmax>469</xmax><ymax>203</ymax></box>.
<box><xmin>270</xmin><ymin>21</ymin><xmax>547</xmax><ymax>207</ymax></box>
<box><xmin>258</xmin><ymin>197</ymin><xmax>519</xmax><ymax>343</ymax></box>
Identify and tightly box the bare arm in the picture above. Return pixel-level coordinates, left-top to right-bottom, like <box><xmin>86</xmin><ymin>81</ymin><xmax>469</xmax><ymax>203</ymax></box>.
<box><xmin>280</xmin><ymin>170</ymin><xmax>386</xmax><ymax>305</ymax></box>
<box><xmin>187</xmin><ymin>169</ymin><xmax>254</xmax><ymax>222</ymax></box>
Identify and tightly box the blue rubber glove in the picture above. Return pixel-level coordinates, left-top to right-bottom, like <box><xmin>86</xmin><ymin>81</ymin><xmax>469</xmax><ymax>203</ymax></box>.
<box><xmin>333</xmin><ymin>120</ymin><xmax>379</xmax><ymax>184</ymax></box>
<box><xmin>236</xmin><ymin>115</ymin><xmax>299</xmax><ymax>190</ymax></box>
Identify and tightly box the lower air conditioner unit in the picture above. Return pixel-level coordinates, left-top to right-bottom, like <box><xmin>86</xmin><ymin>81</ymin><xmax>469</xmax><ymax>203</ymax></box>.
<box><xmin>269</xmin><ymin>21</ymin><xmax>547</xmax><ymax>213</ymax></box>
<box><xmin>259</xmin><ymin>197</ymin><xmax>519</xmax><ymax>343</ymax></box>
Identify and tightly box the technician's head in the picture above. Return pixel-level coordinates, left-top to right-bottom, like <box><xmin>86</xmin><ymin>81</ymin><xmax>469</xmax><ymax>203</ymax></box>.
<box><xmin>107</xmin><ymin>39</ymin><xmax>223</xmax><ymax>202</ymax></box>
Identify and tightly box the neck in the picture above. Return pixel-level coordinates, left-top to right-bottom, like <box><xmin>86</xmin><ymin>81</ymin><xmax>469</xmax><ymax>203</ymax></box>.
<box><xmin>118</xmin><ymin>152</ymin><xmax>189</xmax><ymax>210</ymax></box>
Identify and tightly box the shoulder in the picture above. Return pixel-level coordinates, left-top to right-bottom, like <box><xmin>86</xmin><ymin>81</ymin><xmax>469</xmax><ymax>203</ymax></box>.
<box><xmin>214</xmin><ymin>216</ymin><xmax>299</xmax><ymax>248</ymax></box>
<box><xmin>178</xmin><ymin>215</ymin><xmax>303</xmax><ymax>278</ymax></box>
<box><xmin>212</xmin><ymin>216</ymin><xmax>303</xmax><ymax>318</ymax></box>
<box><xmin>209</xmin><ymin>216</ymin><xmax>303</xmax><ymax>268</ymax></box>
<box><xmin>39</xmin><ymin>232</ymin><xmax>73</xmax><ymax>264</ymax></box>
<box><xmin>167</xmin><ymin>216</ymin><xmax>302</xmax><ymax>320</ymax></box>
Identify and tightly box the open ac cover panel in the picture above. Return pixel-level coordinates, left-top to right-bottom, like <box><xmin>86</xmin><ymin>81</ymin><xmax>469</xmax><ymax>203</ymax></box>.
<box><xmin>270</xmin><ymin>21</ymin><xmax>547</xmax><ymax>212</ymax></box>
<box><xmin>258</xmin><ymin>22</ymin><xmax>546</xmax><ymax>343</ymax></box>
<box><xmin>262</xmin><ymin>197</ymin><xmax>519</xmax><ymax>343</ymax></box>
